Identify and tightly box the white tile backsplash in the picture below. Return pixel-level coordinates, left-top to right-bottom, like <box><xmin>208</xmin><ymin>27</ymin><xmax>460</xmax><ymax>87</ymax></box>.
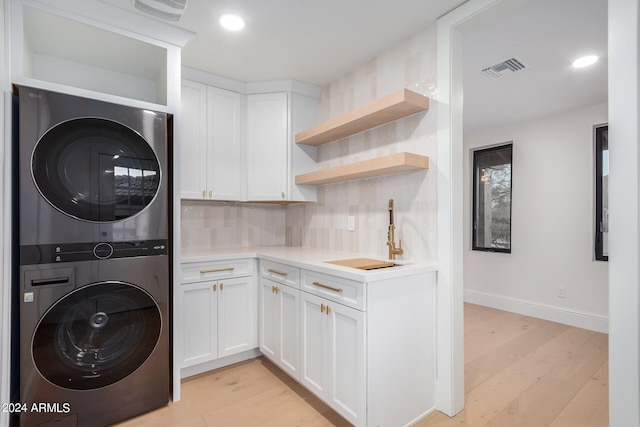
<box><xmin>181</xmin><ymin>201</ymin><xmax>286</xmax><ymax>251</ymax></box>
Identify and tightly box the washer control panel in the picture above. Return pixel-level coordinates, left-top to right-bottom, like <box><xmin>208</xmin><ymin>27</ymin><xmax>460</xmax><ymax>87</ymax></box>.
<box><xmin>19</xmin><ymin>239</ymin><xmax>168</xmax><ymax>265</ymax></box>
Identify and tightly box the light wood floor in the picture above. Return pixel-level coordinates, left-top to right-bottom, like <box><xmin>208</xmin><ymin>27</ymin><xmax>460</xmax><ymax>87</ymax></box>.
<box><xmin>417</xmin><ymin>304</ymin><xmax>608</xmax><ymax>427</ymax></box>
<box><xmin>114</xmin><ymin>304</ymin><xmax>608</xmax><ymax>426</ymax></box>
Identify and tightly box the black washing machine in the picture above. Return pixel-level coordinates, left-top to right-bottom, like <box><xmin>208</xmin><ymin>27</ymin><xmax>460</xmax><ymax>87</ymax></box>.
<box><xmin>15</xmin><ymin>85</ymin><xmax>170</xmax><ymax>246</ymax></box>
<box><xmin>18</xmin><ymin>255</ymin><xmax>170</xmax><ymax>427</ymax></box>
<box><xmin>12</xmin><ymin>86</ymin><xmax>172</xmax><ymax>427</ymax></box>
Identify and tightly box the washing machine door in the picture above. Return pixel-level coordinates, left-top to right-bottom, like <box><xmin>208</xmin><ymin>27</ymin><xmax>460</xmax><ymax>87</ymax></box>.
<box><xmin>32</xmin><ymin>282</ymin><xmax>162</xmax><ymax>390</ymax></box>
<box><xmin>31</xmin><ymin>117</ymin><xmax>161</xmax><ymax>222</ymax></box>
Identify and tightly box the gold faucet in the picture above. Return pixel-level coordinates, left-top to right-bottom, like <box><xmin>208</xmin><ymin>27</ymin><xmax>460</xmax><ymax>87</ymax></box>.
<box><xmin>387</xmin><ymin>199</ymin><xmax>403</xmax><ymax>260</ymax></box>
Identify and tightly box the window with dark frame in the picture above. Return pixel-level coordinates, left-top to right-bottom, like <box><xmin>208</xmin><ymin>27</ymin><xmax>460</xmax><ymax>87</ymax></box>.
<box><xmin>595</xmin><ymin>125</ymin><xmax>608</xmax><ymax>261</ymax></box>
<box><xmin>472</xmin><ymin>143</ymin><xmax>513</xmax><ymax>253</ymax></box>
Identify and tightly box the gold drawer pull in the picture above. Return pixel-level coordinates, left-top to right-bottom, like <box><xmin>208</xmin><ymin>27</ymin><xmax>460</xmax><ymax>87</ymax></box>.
<box><xmin>267</xmin><ymin>268</ymin><xmax>288</xmax><ymax>277</ymax></box>
<box><xmin>312</xmin><ymin>281</ymin><xmax>343</xmax><ymax>293</ymax></box>
<box><xmin>200</xmin><ymin>267</ymin><xmax>235</xmax><ymax>274</ymax></box>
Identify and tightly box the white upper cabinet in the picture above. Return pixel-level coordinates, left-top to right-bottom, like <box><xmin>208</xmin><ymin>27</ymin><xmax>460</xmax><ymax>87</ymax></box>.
<box><xmin>207</xmin><ymin>87</ymin><xmax>244</xmax><ymax>201</ymax></box>
<box><xmin>178</xmin><ymin>72</ymin><xmax>320</xmax><ymax>203</ymax></box>
<box><xmin>180</xmin><ymin>80</ymin><xmax>209</xmax><ymax>199</ymax></box>
<box><xmin>246</xmin><ymin>93</ymin><xmax>289</xmax><ymax>201</ymax></box>
<box><xmin>180</xmin><ymin>80</ymin><xmax>244</xmax><ymax>201</ymax></box>
<box><xmin>246</xmin><ymin>91</ymin><xmax>318</xmax><ymax>203</ymax></box>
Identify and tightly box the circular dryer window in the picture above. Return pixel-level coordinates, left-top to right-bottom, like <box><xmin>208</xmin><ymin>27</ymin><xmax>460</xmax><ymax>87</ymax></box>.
<box><xmin>32</xmin><ymin>117</ymin><xmax>161</xmax><ymax>222</ymax></box>
<box><xmin>32</xmin><ymin>282</ymin><xmax>162</xmax><ymax>390</ymax></box>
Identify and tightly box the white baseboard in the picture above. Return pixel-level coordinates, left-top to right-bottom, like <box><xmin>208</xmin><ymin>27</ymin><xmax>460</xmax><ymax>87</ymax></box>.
<box><xmin>464</xmin><ymin>290</ymin><xmax>609</xmax><ymax>334</ymax></box>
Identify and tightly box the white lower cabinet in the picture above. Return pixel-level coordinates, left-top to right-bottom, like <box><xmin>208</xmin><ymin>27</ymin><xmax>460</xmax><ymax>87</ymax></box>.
<box><xmin>259</xmin><ymin>277</ymin><xmax>300</xmax><ymax>379</ymax></box>
<box><xmin>300</xmin><ymin>292</ymin><xmax>366</xmax><ymax>426</ymax></box>
<box><xmin>181</xmin><ymin>263</ymin><xmax>256</xmax><ymax>368</ymax></box>
<box><xmin>182</xmin><ymin>256</ymin><xmax>436</xmax><ymax>427</ymax></box>
<box><xmin>182</xmin><ymin>280</ymin><xmax>217</xmax><ymax>366</ymax></box>
<box><xmin>218</xmin><ymin>277</ymin><xmax>257</xmax><ymax>357</ymax></box>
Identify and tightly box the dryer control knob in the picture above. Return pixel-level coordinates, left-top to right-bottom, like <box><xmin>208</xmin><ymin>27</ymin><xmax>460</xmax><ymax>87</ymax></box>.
<box><xmin>93</xmin><ymin>243</ymin><xmax>114</xmax><ymax>259</ymax></box>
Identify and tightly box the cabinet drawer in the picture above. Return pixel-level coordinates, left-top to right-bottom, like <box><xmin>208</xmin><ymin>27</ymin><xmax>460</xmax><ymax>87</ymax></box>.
<box><xmin>260</xmin><ymin>260</ymin><xmax>299</xmax><ymax>288</ymax></box>
<box><xmin>181</xmin><ymin>258</ymin><xmax>254</xmax><ymax>283</ymax></box>
<box><xmin>300</xmin><ymin>269</ymin><xmax>365</xmax><ymax>311</ymax></box>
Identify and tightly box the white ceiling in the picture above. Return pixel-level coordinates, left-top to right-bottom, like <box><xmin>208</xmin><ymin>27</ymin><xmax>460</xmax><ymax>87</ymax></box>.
<box><xmin>100</xmin><ymin>0</ymin><xmax>608</xmax><ymax>133</ymax></box>
<box><xmin>462</xmin><ymin>0</ymin><xmax>608</xmax><ymax>132</ymax></box>
<box><xmin>101</xmin><ymin>0</ymin><xmax>468</xmax><ymax>86</ymax></box>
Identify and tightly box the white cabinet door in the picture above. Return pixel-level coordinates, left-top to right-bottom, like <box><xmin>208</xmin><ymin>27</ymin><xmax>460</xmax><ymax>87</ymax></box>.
<box><xmin>180</xmin><ymin>80</ymin><xmax>243</xmax><ymax>200</ymax></box>
<box><xmin>300</xmin><ymin>293</ymin><xmax>330</xmax><ymax>397</ymax></box>
<box><xmin>300</xmin><ymin>292</ymin><xmax>366</xmax><ymax>426</ymax></box>
<box><xmin>180</xmin><ymin>80</ymin><xmax>208</xmax><ymax>199</ymax></box>
<box><xmin>182</xmin><ymin>280</ymin><xmax>217</xmax><ymax>367</ymax></box>
<box><xmin>259</xmin><ymin>278</ymin><xmax>300</xmax><ymax>380</ymax></box>
<box><xmin>278</xmin><ymin>283</ymin><xmax>300</xmax><ymax>379</ymax></box>
<box><xmin>218</xmin><ymin>276</ymin><xmax>256</xmax><ymax>357</ymax></box>
<box><xmin>328</xmin><ymin>301</ymin><xmax>366</xmax><ymax>426</ymax></box>
<box><xmin>259</xmin><ymin>278</ymin><xmax>278</xmax><ymax>361</ymax></box>
<box><xmin>246</xmin><ymin>92</ymin><xmax>288</xmax><ymax>201</ymax></box>
<box><xmin>207</xmin><ymin>87</ymin><xmax>243</xmax><ymax>200</ymax></box>
<box><xmin>182</xmin><ymin>275</ymin><xmax>255</xmax><ymax>367</ymax></box>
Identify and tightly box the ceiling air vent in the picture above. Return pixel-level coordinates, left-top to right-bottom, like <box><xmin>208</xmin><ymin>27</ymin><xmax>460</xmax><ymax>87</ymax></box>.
<box><xmin>133</xmin><ymin>0</ymin><xmax>187</xmax><ymax>22</ymax></box>
<box><xmin>482</xmin><ymin>57</ymin><xmax>528</xmax><ymax>79</ymax></box>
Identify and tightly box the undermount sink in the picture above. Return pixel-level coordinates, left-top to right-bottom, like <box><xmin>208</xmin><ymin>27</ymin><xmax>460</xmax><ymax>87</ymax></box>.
<box><xmin>326</xmin><ymin>258</ymin><xmax>397</xmax><ymax>270</ymax></box>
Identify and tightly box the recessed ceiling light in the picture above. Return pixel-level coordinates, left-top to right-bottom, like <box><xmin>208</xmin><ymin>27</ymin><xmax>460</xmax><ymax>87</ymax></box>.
<box><xmin>219</xmin><ymin>14</ymin><xmax>245</xmax><ymax>31</ymax></box>
<box><xmin>572</xmin><ymin>55</ymin><xmax>599</xmax><ymax>68</ymax></box>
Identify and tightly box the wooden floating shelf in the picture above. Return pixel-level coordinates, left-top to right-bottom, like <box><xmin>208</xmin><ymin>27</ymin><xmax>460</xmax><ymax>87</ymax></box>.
<box><xmin>295</xmin><ymin>89</ymin><xmax>429</xmax><ymax>146</ymax></box>
<box><xmin>295</xmin><ymin>152</ymin><xmax>429</xmax><ymax>186</ymax></box>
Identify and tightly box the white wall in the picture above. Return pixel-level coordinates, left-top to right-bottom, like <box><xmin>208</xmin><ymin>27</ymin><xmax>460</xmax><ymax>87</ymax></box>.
<box><xmin>608</xmin><ymin>0</ymin><xmax>640</xmax><ymax>424</ymax></box>
<box><xmin>286</xmin><ymin>27</ymin><xmax>439</xmax><ymax>262</ymax></box>
<box><xmin>463</xmin><ymin>103</ymin><xmax>609</xmax><ymax>332</ymax></box>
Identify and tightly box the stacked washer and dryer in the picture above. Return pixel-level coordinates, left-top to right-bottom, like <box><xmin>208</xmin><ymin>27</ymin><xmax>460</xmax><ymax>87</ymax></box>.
<box><xmin>12</xmin><ymin>86</ymin><xmax>172</xmax><ymax>427</ymax></box>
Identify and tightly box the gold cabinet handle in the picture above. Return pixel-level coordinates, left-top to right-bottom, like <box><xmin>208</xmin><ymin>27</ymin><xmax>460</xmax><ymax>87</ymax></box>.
<box><xmin>312</xmin><ymin>281</ymin><xmax>343</xmax><ymax>293</ymax></box>
<box><xmin>209</xmin><ymin>190</ymin><xmax>212</xmax><ymax>198</ymax></box>
<box><xmin>272</xmin><ymin>285</ymin><xmax>276</xmax><ymax>293</ymax></box>
<box><xmin>202</xmin><ymin>190</ymin><xmax>206</xmax><ymax>198</ymax></box>
<box><xmin>320</xmin><ymin>303</ymin><xmax>326</xmax><ymax>313</ymax></box>
<box><xmin>326</xmin><ymin>305</ymin><xmax>331</xmax><ymax>315</ymax></box>
<box><xmin>212</xmin><ymin>284</ymin><xmax>217</xmax><ymax>291</ymax></box>
<box><xmin>200</xmin><ymin>267</ymin><xmax>235</xmax><ymax>274</ymax></box>
<box><xmin>267</xmin><ymin>268</ymin><xmax>288</xmax><ymax>277</ymax></box>
<box><xmin>220</xmin><ymin>283</ymin><xmax>224</xmax><ymax>291</ymax></box>
<box><xmin>275</xmin><ymin>286</ymin><xmax>280</xmax><ymax>294</ymax></box>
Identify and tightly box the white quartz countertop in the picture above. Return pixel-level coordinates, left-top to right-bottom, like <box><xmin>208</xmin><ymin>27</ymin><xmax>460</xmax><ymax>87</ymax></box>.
<box><xmin>181</xmin><ymin>246</ymin><xmax>437</xmax><ymax>282</ymax></box>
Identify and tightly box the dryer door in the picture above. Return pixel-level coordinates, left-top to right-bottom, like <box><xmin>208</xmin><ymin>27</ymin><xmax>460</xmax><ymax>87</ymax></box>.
<box><xmin>32</xmin><ymin>282</ymin><xmax>162</xmax><ymax>390</ymax></box>
<box><xmin>32</xmin><ymin>117</ymin><xmax>162</xmax><ymax>222</ymax></box>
